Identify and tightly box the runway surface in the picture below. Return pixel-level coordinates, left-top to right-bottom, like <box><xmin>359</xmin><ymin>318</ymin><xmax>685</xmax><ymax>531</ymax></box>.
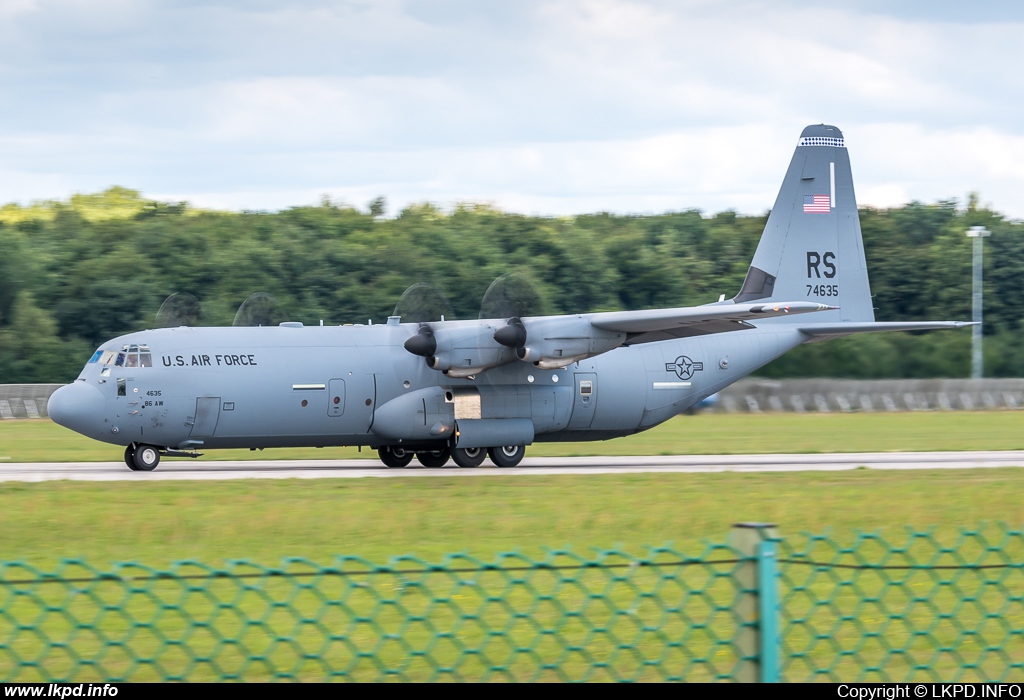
<box><xmin>1</xmin><ymin>451</ymin><xmax>1023</xmax><ymax>482</ymax></box>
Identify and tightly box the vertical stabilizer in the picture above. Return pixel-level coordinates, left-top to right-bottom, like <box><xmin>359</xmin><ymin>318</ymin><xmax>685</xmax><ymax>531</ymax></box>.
<box><xmin>734</xmin><ymin>124</ymin><xmax>874</xmax><ymax>323</ymax></box>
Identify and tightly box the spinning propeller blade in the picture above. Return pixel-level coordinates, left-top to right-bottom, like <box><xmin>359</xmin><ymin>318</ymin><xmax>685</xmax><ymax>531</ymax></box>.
<box><xmin>393</xmin><ymin>283</ymin><xmax>455</xmax><ymax>323</ymax></box>
<box><xmin>233</xmin><ymin>292</ymin><xmax>286</xmax><ymax>327</ymax></box>
<box><xmin>155</xmin><ymin>292</ymin><xmax>202</xmax><ymax>327</ymax></box>
<box><xmin>479</xmin><ymin>272</ymin><xmax>546</xmax><ymax>320</ymax></box>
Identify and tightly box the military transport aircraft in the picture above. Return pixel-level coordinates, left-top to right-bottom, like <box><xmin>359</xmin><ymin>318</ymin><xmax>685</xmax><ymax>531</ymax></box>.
<box><xmin>47</xmin><ymin>124</ymin><xmax>971</xmax><ymax>471</ymax></box>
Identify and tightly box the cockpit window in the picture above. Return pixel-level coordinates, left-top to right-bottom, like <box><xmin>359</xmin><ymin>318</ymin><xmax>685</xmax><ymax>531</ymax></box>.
<box><xmin>97</xmin><ymin>344</ymin><xmax>152</xmax><ymax>369</ymax></box>
<box><xmin>88</xmin><ymin>350</ymin><xmax>103</xmax><ymax>364</ymax></box>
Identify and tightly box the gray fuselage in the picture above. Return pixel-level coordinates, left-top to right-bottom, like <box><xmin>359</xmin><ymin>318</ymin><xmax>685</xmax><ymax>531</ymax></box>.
<box><xmin>54</xmin><ymin>321</ymin><xmax>806</xmax><ymax>452</ymax></box>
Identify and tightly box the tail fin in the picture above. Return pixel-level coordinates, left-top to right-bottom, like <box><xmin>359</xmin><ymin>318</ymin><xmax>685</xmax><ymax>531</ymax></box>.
<box><xmin>734</xmin><ymin>124</ymin><xmax>874</xmax><ymax>323</ymax></box>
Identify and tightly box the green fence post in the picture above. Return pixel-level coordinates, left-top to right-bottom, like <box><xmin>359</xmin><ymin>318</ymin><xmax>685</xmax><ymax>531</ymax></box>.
<box><xmin>758</xmin><ymin>538</ymin><xmax>780</xmax><ymax>683</ymax></box>
<box><xmin>729</xmin><ymin>522</ymin><xmax>779</xmax><ymax>682</ymax></box>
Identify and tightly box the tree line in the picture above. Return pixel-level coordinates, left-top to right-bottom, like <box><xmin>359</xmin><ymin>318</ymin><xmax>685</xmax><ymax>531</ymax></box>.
<box><xmin>0</xmin><ymin>187</ymin><xmax>1019</xmax><ymax>383</ymax></box>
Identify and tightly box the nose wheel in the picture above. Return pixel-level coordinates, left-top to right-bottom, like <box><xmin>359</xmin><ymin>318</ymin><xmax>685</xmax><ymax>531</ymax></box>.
<box><xmin>124</xmin><ymin>443</ymin><xmax>161</xmax><ymax>472</ymax></box>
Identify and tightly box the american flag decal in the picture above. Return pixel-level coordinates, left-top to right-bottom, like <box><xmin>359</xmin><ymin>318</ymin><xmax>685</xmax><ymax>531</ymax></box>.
<box><xmin>803</xmin><ymin>194</ymin><xmax>830</xmax><ymax>213</ymax></box>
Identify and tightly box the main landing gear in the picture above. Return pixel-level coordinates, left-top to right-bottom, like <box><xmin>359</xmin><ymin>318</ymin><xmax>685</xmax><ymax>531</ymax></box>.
<box><xmin>124</xmin><ymin>443</ymin><xmax>161</xmax><ymax>472</ymax></box>
<box><xmin>378</xmin><ymin>446</ymin><xmax>414</xmax><ymax>468</ymax></box>
<box><xmin>377</xmin><ymin>444</ymin><xmax>525</xmax><ymax>469</ymax></box>
<box><xmin>487</xmin><ymin>445</ymin><xmax>525</xmax><ymax>468</ymax></box>
<box><xmin>451</xmin><ymin>447</ymin><xmax>486</xmax><ymax>468</ymax></box>
<box><xmin>416</xmin><ymin>448</ymin><xmax>450</xmax><ymax>468</ymax></box>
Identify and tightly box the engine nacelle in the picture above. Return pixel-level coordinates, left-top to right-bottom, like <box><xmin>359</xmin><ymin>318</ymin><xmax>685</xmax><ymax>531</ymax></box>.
<box><xmin>510</xmin><ymin>317</ymin><xmax>625</xmax><ymax>369</ymax></box>
<box><xmin>372</xmin><ymin>387</ymin><xmax>455</xmax><ymax>441</ymax></box>
<box><xmin>404</xmin><ymin>322</ymin><xmax>517</xmax><ymax>378</ymax></box>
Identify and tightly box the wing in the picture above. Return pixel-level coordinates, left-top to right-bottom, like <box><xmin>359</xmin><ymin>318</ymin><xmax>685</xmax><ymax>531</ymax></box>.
<box><xmin>589</xmin><ymin>301</ymin><xmax>836</xmax><ymax>345</ymax></box>
<box><xmin>401</xmin><ymin>300</ymin><xmax>837</xmax><ymax>376</ymax></box>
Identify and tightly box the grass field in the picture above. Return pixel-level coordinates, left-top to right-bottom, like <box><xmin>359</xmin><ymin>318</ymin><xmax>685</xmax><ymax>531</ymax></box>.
<box><xmin>0</xmin><ymin>411</ymin><xmax>1022</xmax><ymax>565</ymax></box>
<box><xmin>2</xmin><ymin>412</ymin><xmax>1023</xmax><ymax>681</ymax></box>
<box><xmin>1</xmin><ymin>467</ymin><xmax>1023</xmax><ymax>568</ymax></box>
<box><xmin>2</xmin><ymin>469</ymin><xmax>1023</xmax><ymax>682</ymax></box>
<box><xmin>3</xmin><ymin>410</ymin><xmax>1024</xmax><ymax>462</ymax></box>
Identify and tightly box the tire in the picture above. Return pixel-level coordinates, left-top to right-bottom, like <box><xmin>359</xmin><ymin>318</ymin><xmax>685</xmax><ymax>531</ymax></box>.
<box><xmin>488</xmin><ymin>445</ymin><xmax>525</xmax><ymax>468</ymax></box>
<box><xmin>124</xmin><ymin>444</ymin><xmax>140</xmax><ymax>471</ymax></box>
<box><xmin>132</xmin><ymin>444</ymin><xmax>161</xmax><ymax>472</ymax></box>
<box><xmin>378</xmin><ymin>446</ymin><xmax>414</xmax><ymax>468</ymax></box>
<box><xmin>451</xmin><ymin>447</ymin><xmax>486</xmax><ymax>468</ymax></box>
<box><xmin>416</xmin><ymin>448</ymin><xmax>451</xmax><ymax>468</ymax></box>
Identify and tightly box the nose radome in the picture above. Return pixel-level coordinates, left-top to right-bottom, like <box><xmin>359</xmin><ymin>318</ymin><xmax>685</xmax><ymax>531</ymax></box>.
<box><xmin>48</xmin><ymin>382</ymin><xmax>105</xmax><ymax>436</ymax></box>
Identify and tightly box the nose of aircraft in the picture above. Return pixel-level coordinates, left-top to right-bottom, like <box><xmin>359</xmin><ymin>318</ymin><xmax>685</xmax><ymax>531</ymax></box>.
<box><xmin>48</xmin><ymin>382</ymin><xmax>105</xmax><ymax>436</ymax></box>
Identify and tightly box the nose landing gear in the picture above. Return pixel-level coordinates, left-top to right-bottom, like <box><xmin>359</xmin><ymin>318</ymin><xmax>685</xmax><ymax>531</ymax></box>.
<box><xmin>124</xmin><ymin>443</ymin><xmax>161</xmax><ymax>472</ymax></box>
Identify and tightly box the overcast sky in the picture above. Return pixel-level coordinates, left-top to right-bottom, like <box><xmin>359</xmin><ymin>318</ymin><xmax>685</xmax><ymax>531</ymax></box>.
<box><xmin>2</xmin><ymin>0</ymin><xmax>1023</xmax><ymax>217</ymax></box>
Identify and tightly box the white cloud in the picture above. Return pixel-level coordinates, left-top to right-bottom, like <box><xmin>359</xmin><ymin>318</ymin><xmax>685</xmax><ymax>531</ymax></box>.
<box><xmin>0</xmin><ymin>1</ymin><xmax>1022</xmax><ymax>217</ymax></box>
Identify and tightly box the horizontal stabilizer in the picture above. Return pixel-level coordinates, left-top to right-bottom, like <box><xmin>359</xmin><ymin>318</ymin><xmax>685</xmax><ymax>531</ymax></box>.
<box><xmin>799</xmin><ymin>321</ymin><xmax>976</xmax><ymax>340</ymax></box>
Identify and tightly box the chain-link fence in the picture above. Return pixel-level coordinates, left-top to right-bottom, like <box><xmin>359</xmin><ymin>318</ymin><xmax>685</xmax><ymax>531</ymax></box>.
<box><xmin>1</xmin><ymin>524</ymin><xmax>1022</xmax><ymax>682</ymax></box>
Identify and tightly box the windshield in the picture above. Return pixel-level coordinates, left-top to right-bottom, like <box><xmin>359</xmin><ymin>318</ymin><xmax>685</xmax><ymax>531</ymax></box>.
<box><xmin>88</xmin><ymin>344</ymin><xmax>153</xmax><ymax>369</ymax></box>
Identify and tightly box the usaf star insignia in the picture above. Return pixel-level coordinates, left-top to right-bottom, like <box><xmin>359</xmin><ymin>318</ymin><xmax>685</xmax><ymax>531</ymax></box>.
<box><xmin>665</xmin><ymin>355</ymin><xmax>703</xmax><ymax>380</ymax></box>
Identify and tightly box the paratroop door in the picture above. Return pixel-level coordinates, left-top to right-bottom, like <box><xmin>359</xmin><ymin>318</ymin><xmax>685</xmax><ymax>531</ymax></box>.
<box><xmin>189</xmin><ymin>397</ymin><xmax>221</xmax><ymax>437</ymax></box>
<box><xmin>567</xmin><ymin>373</ymin><xmax>597</xmax><ymax>430</ymax></box>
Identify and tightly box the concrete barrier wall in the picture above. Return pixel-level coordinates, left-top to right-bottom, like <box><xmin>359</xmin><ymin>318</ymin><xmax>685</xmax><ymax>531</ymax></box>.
<box><xmin>0</xmin><ymin>384</ymin><xmax>64</xmax><ymax>419</ymax></box>
<box><xmin>712</xmin><ymin>378</ymin><xmax>1024</xmax><ymax>413</ymax></box>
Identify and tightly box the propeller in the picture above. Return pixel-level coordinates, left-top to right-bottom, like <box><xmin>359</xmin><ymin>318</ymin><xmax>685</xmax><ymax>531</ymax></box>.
<box><xmin>493</xmin><ymin>316</ymin><xmax>527</xmax><ymax>352</ymax></box>
<box><xmin>479</xmin><ymin>272</ymin><xmax>546</xmax><ymax>320</ymax></box>
<box><xmin>155</xmin><ymin>292</ymin><xmax>202</xmax><ymax>327</ymax></box>
<box><xmin>404</xmin><ymin>325</ymin><xmax>437</xmax><ymax>358</ymax></box>
<box><xmin>393</xmin><ymin>283</ymin><xmax>455</xmax><ymax>323</ymax></box>
<box><xmin>233</xmin><ymin>292</ymin><xmax>287</xmax><ymax>327</ymax></box>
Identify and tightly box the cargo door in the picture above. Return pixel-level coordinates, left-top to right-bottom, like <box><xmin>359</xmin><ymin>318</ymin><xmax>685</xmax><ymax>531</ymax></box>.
<box><xmin>189</xmin><ymin>397</ymin><xmax>222</xmax><ymax>438</ymax></box>
<box><xmin>567</xmin><ymin>373</ymin><xmax>597</xmax><ymax>430</ymax></box>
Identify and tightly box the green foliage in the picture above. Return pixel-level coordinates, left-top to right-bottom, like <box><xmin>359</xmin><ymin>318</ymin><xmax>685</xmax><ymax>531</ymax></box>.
<box><xmin>0</xmin><ymin>190</ymin><xmax>1019</xmax><ymax>383</ymax></box>
<box><xmin>0</xmin><ymin>293</ymin><xmax>91</xmax><ymax>383</ymax></box>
